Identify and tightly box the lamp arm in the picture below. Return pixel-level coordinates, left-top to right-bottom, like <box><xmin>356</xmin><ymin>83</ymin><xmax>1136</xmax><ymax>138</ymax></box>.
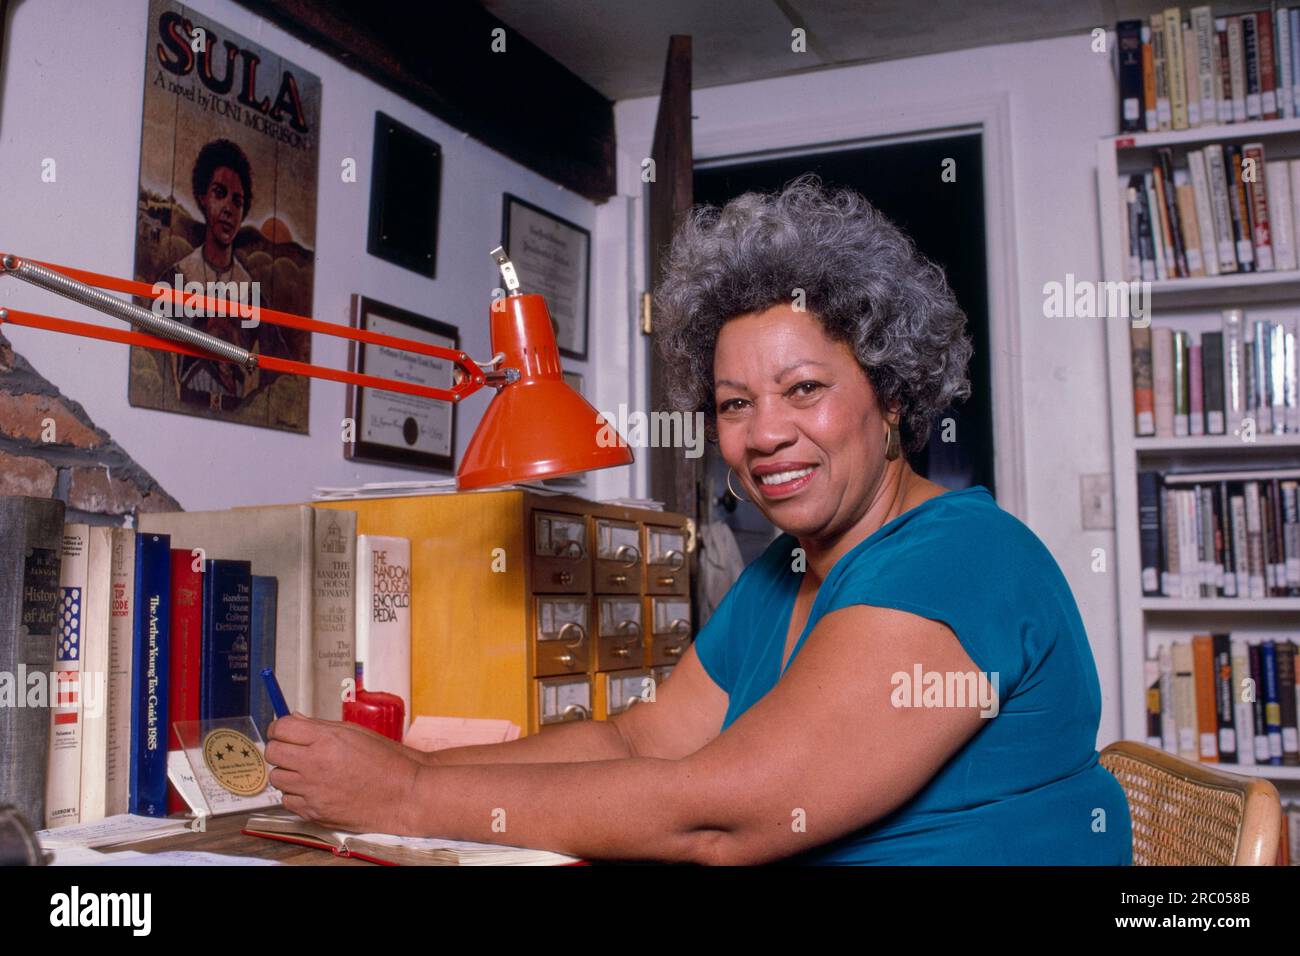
<box><xmin>0</xmin><ymin>252</ymin><xmax>489</xmax><ymax>404</ymax></box>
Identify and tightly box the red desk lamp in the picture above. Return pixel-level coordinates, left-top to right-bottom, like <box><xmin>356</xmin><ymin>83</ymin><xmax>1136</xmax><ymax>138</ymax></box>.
<box><xmin>0</xmin><ymin>247</ymin><xmax>633</xmax><ymax>488</ymax></box>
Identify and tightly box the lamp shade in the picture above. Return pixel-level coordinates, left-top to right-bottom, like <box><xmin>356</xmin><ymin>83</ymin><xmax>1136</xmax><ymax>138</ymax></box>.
<box><xmin>456</xmin><ymin>293</ymin><xmax>633</xmax><ymax>489</ymax></box>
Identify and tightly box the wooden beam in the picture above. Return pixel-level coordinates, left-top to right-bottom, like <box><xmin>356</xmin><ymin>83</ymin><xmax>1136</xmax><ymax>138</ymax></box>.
<box><xmin>232</xmin><ymin>0</ymin><xmax>615</xmax><ymax>201</ymax></box>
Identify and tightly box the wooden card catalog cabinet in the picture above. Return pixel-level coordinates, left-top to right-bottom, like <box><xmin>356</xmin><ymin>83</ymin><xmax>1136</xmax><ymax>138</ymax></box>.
<box><xmin>315</xmin><ymin>490</ymin><xmax>693</xmax><ymax>734</ymax></box>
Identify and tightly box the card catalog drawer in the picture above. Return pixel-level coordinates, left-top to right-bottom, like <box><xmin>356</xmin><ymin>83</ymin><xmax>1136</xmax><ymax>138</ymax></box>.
<box><xmin>536</xmin><ymin>675</ymin><xmax>591</xmax><ymax>727</ymax></box>
<box><xmin>643</xmin><ymin>524</ymin><xmax>688</xmax><ymax>594</ymax></box>
<box><xmin>593</xmin><ymin>518</ymin><xmax>642</xmax><ymax>594</ymax></box>
<box><xmin>648</xmin><ymin>596</ymin><xmax>691</xmax><ymax>667</ymax></box>
<box><xmin>533</xmin><ymin>597</ymin><xmax>589</xmax><ymax>677</ymax></box>
<box><xmin>599</xmin><ymin>668</ymin><xmax>654</xmax><ymax>717</ymax></box>
<box><xmin>595</xmin><ymin>595</ymin><xmax>644</xmax><ymax>670</ymax></box>
<box><xmin>532</xmin><ymin>511</ymin><xmax>590</xmax><ymax>592</ymax></box>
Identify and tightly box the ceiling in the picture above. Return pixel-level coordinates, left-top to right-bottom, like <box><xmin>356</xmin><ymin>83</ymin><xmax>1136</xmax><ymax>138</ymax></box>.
<box><xmin>482</xmin><ymin>0</ymin><xmax>1275</xmax><ymax>101</ymax></box>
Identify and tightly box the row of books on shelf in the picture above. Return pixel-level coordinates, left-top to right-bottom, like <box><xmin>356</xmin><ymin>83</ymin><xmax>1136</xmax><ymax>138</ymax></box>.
<box><xmin>1118</xmin><ymin>145</ymin><xmax>1300</xmax><ymax>282</ymax></box>
<box><xmin>1116</xmin><ymin>7</ymin><xmax>1300</xmax><ymax>134</ymax></box>
<box><xmin>0</xmin><ymin>495</ymin><xmax>412</xmax><ymax>833</ymax></box>
<box><xmin>1144</xmin><ymin>635</ymin><xmax>1300</xmax><ymax>766</ymax></box>
<box><xmin>1137</xmin><ymin>469</ymin><xmax>1300</xmax><ymax>598</ymax></box>
<box><xmin>1129</xmin><ymin>314</ymin><xmax>1300</xmax><ymax>436</ymax></box>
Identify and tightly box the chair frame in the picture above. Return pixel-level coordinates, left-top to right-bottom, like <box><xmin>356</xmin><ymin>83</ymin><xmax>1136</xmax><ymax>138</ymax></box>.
<box><xmin>1100</xmin><ymin>740</ymin><xmax>1282</xmax><ymax>866</ymax></box>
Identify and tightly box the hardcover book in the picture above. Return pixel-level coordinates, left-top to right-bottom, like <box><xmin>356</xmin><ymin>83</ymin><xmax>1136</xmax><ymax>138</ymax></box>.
<box><xmin>0</xmin><ymin>496</ymin><xmax>66</xmax><ymax>829</ymax></box>
<box><xmin>129</xmin><ymin>532</ymin><xmax>171</xmax><ymax>817</ymax></box>
<box><xmin>201</xmin><ymin>560</ymin><xmax>252</xmax><ymax>720</ymax></box>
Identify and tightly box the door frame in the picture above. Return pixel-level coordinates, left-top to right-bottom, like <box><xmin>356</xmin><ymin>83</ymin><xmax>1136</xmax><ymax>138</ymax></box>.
<box><xmin>620</xmin><ymin>91</ymin><xmax>1026</xmax><ymax>520</ymax></box>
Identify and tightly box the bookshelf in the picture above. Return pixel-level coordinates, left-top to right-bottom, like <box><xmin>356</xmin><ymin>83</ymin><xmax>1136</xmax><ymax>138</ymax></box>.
<box><xmin>1097</xmin><ymin>117</ymin><xmax>1300</xmax><ymax>791</ymax></box>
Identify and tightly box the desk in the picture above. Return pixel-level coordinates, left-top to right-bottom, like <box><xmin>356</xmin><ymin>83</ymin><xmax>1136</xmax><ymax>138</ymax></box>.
<box><xmin>98</xmin><ymin>812</ymin><xmax>373</xmax><ymax>866</ymax></box>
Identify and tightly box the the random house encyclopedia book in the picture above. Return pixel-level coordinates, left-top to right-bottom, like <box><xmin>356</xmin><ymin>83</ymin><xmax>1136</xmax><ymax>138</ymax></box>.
<box><xmin>0</xmin><ymin>493</ymin><xmax>412</xmax><ymax>838</ymax></box>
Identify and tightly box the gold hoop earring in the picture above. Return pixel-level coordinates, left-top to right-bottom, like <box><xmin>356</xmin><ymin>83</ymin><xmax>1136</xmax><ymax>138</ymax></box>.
<box><xmin>884</xmin><ymin>423</ymin><xmax>901</xmax><ymax>461</ymax></box>
<box><xmin>726</xmin><ymin>467</ymin><xmax>750</xmax><ymax>503</ymax></box>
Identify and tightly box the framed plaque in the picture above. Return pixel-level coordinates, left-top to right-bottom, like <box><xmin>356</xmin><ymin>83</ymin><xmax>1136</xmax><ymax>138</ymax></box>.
<box><xmin>502</xmin><ymin>194</ymin><xmax>590</xmax><ymax>360</ymax></box>
<box><xmin>367</xmin><ymin>111</ymin><xmax>441</xmax><ymax>277</ymax></box>
<box><xmin>345</xmin><ymin>295</ymin><xmax>457</xmax><ymax>471</ymax></box>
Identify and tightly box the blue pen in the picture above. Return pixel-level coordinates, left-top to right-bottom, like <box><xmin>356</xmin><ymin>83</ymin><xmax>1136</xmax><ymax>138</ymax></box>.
<box><xmin>261</xmin><ymin>667</ymin><xmax>291</xmax><ymax>719</ymax></box>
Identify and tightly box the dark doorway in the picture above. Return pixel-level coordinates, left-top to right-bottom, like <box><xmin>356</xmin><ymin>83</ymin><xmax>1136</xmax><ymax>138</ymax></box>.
<box><xmin>693</xmin><ymin>133</ymin><xmax>993</xmax><ymax>563</ymax></box>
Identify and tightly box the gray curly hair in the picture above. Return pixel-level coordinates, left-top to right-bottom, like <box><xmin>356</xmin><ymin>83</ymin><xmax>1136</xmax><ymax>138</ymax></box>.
<box><xmin>654</xmin><ymin>175</ymin><xmax>972</xmax><ymax>454</ymax></box>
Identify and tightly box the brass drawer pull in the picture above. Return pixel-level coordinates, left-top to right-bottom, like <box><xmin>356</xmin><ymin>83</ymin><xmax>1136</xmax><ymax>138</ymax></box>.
<box><xmin>614</xmin><ymin>543</ymin><xmax>641</xmax><ymax>567</ymax></box>
<box><xmin>664</xmin><ymin>644</ymin><xmax>685</xmax><ymax>657</ymax></box>
<box><xmin>656</xmin><ymin>575</ymin><xmax>676</xmax><ymax>586</ymax></box>
<box><xmin>662</xmin><ymin>548</ymin><xmax>685</xmax><ymax>570</ymax></box>
<box><xmin>562</xmin><ymin>703</ymin><xmax>590</xmax><ymax>720</ymax></box>
<box><xmin>554</xmin><ymin>622</ymin><xmax>586</xmax><ymax>666</ymax></box>
<box><xmin>555</xmin><ymin>570</ymin><xmax>573</xmax><ymax>585</ymax></box>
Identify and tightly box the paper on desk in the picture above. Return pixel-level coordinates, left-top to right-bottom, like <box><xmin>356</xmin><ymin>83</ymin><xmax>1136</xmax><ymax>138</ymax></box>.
<box><xmin>37</xmin><ymin>814</ymin><xmax>192</xmax><ymax>849</ymax></box>
<box><xmin>402</xmin><ymin>716</ymin><xmax>521</xmax><ymax>752</ymax></box>
<box><xmin>104</xmin><ymin>850</ymin><xmax>282</xmax><ymax>866</ymax></box>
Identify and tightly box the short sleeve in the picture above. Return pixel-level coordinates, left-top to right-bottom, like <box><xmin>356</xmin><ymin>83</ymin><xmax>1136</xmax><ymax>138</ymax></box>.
<box><xmin>691</xmin><ymin>570</ymin><xmax>744</xmax><ymax>694</ymax></box>
<box><xmin>819</xmin><ymin>501</ymin><xmax>1047</xmax><ymax>703</ymax></box>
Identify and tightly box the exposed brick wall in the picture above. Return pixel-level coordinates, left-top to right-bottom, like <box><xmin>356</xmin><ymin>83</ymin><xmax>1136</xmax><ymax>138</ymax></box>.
<box><xmin>0</xmin><ymin>330</ymin><xmax>180</xmax><ymax>523</ymax></box>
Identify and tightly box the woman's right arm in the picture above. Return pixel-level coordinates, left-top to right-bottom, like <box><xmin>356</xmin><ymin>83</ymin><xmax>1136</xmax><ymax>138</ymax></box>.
<box><xmin>417</xmin><ymin>646</ymin><xmax>729</xmax><ymax>767</ymax></box>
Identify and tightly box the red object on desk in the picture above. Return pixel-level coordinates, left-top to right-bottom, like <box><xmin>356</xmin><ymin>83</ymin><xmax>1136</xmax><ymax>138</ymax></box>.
<box><xmin>342</xmin><ymin>675</ymin><xmax>405</xmax><ymax>742</ymax></box>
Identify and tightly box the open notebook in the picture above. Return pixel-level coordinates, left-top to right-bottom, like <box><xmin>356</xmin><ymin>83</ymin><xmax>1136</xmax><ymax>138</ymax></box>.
<box><xmin>242</xmin><ymin>812</ymin><xmax>583</xmax><ymax>866</ymax></box>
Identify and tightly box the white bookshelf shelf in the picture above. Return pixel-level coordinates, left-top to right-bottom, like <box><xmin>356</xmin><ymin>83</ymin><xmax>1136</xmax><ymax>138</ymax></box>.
<box><xmin>1111</xmin><ymin>116</ymin><xmax>1300</xmax><ymax>151</ymax></box>
<box><xmin>1213</xmin><ymin>763</ymin><xmax>1300</xmax><ymax>782</ymax></box>
<box><xmin>1134</xmin><ymin>434</ymin><xmax>1300</xmax><ymax>452</ymax></box>
<box><xmin>1141</xmin><ymin>598</ymin><xmax>1300</xmax><ymax>612</ymax></box>
<box><xmin>1149</xmin><ymin>268</ymin><xmax>1300</xmax><ymax>295</ymax></box>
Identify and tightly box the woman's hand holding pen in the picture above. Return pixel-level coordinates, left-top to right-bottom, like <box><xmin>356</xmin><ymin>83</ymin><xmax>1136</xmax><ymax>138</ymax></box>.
<box><xmin>266</xmin><ymin>713</ymin><xmax>428</xmax><ymax>835</ymax></box>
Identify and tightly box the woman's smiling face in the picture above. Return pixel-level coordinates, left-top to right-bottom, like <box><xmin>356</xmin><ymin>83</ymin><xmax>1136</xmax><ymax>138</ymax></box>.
<box><xmin>714</xmin><ymin>304</ymin><xmax>892</xmax><ymax>540</ymax></box>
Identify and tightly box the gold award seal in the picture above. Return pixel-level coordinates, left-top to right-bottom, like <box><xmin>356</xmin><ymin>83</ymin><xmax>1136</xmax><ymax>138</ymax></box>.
<box><xmin>202</xmin><ymin>728</ymin><xmax>268</xmax><ymax>796</ymax></box>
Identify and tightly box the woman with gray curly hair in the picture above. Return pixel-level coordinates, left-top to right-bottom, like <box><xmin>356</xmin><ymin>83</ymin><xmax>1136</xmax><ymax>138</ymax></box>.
<box><xmin>265</xmin><ymin>177</ymin><xmax>1130</xmax><ymax>867</ymax></box>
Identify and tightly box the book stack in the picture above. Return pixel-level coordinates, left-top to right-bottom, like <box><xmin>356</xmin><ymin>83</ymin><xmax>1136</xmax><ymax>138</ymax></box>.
<box><xmin>1117</xmin><ymin>7</ymin><xmax>1300</xmax><ymax>134</ymax></box>
<box><xmin>0</xmin><ymin>495</ymin><xmax>413</xmax><ymax>833</ymax></box>
<box><xmin>1129</xmin><ymin>314</ymin><xmax>1299</xmax><ymax>436</ymax></box>
<box><xmin>1118</xmin><ymin>142</ymin><xmax>1300</xmax><ymax>282</ymax></box>
<box><xmin>1137</xmin><ymin>468</ymin><xmax>1300</xmax><ymax>599</ymax></box>
<box><xmin>1144</xmin><ymin>634</ymin><xmax>1300</xmax><ymax>767</ymax></box>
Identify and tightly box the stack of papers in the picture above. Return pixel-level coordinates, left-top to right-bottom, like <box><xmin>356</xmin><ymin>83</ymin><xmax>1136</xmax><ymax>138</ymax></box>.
<box><xmin>313</xmin><ymin>479</ymin><xmax>571</xmax><ymax>500</ymax></box>
<box><xmin>402</xmin><ymin>716</ymin><xmax>521</xmax><ymax>752</ymax></box>
<box><xmin>599</xmin><ymin>497</ymin><xmax>664</xmax><ymax>510</ymax></box>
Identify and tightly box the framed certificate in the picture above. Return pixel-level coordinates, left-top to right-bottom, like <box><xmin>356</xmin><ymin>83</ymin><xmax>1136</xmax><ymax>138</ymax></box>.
<box><xmin>502</xmin><ymin>194</ymin><xmax>591</xmax><ymax>360</ymax></box>
<box><xmin>345</xmin><ymin>295</ymin><xmax>457</xmax><ymax>471</ymax></box>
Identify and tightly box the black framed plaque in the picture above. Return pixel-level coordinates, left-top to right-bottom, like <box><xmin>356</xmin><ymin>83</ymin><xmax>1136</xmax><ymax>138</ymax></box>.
<box><xmin>502</xmin><ymin>193</ymin><xmax>591</xmax><ymax>360</ymax></box>
<box><xmin>367</xmin><ymin>112</ymin><xmax>440</xmax><ymax>277</ymax></box>
<box><xmin>345</xmin><ymin>295</ymin><xmax>457</xmax><ymax>471</ymax></box>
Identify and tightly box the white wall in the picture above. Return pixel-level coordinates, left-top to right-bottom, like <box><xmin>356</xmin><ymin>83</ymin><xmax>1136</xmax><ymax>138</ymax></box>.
<box><xmin>611</xmin><ymin>35</ymin><xmax>1126</xmax><ymax>743</ymax></box>
<box><xmin>0</xmin><ymin>0</ymin><xmax>610</xmax><ymax>510</ymax></box>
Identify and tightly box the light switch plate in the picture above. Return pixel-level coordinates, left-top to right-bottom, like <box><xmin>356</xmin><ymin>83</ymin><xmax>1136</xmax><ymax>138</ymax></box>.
<box><xmin>1080</xmin><ymin>473</ymin><xmax>1114</xmax><ymax>530</ymax></box>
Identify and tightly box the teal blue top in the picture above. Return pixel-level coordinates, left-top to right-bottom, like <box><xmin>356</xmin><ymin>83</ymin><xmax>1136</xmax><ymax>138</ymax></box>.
<box><xmin>694</xmin><ymin>486</ymin><xmax>1132</xmax><ymax>865</ymax></box>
